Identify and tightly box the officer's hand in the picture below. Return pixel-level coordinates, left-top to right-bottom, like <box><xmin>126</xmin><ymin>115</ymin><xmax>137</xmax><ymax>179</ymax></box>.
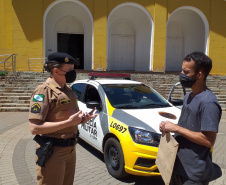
<box><xmin>68</xmin><ymin>110</ymin><xmax>84</xmax><ymax>125</ymax></box>
<box><xmin>82</xmin><ymin>107</ymin><xmax>99</xmax><ymax>123</ymax></box>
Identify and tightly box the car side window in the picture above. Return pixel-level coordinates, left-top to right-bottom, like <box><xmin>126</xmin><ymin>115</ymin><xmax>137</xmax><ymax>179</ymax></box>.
<box><xmin>71</xmin><ymin>83</ymin><xmax>86</xmax><ymax>101</ymax></box>
<box><xmin>84</xmin><ymin>85</ymin><xmax>101</xmax><ymax>103</ymax></box>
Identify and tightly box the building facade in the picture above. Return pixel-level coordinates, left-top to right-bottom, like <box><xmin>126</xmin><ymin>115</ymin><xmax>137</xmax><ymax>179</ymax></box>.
<box><xmin>0</xmin><ymin>0</ymin><xmax>226</xmax><ymax>75</ymax></box>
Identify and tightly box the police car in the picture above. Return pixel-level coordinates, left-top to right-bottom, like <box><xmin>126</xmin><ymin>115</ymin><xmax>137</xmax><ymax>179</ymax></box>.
<box><xmin>71</xmin><ymin>73</ymin><xmax>181</xmax><ymax>178</ymax></box>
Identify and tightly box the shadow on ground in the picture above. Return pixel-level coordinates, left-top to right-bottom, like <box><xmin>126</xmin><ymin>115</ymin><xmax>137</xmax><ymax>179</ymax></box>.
<box><xmin>78</xmin><ymin>139</ymin><xmax>165</xmax><ymax>185</ymax></box>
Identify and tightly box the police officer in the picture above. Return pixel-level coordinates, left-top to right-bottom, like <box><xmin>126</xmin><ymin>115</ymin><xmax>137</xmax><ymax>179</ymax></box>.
<box><xmin>29</xmin><ymin>52</ymin><xmax>97</xmax><ymax>185</ymax></box>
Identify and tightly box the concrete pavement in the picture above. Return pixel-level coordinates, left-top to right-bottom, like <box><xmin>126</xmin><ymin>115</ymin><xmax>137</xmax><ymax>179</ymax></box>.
<box><xmin>0</xmin><ymin>112</ymin><xmax>225</xmax><ymax>185</ymax></box>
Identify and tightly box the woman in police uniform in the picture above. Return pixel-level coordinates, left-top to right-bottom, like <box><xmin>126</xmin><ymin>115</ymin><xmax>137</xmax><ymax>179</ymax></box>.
<box><xmin>29</xmin><ymin>52</ymin><xmax>96</xmax><ymax>185</ymax></box>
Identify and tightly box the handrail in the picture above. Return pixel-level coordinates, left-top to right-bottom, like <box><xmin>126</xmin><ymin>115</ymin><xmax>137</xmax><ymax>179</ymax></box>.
<box><xmin>28</xmin><ymin>57</ymin><xmax>45</xmax><ymax>72</ymax></box>
<box><xmin>0</xmin><ymin>54</ymin><xmax>18</xmax><ymax>72</ymax></box>
<box><xmin>0</xmin><ymin>54</ymin><xmax>18</xmax><ymax>83</ymax></box>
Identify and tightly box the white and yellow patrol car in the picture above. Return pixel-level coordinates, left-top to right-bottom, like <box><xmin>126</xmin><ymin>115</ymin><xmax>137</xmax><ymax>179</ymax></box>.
<box><xmin>71</xmin><ymin>73</ymin><xmax>181</xmax><ymax>178</ymax></box>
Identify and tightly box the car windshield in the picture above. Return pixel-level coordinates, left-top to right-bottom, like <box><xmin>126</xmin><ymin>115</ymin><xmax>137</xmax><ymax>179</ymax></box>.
<box><xmin>102</xmin><ymin>83</ymin><xmax>171</xmax><ymax>109</ymax></box>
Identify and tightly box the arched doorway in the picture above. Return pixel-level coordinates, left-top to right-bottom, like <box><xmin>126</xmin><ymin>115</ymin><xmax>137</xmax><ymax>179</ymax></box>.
<box><xmin>166</xmin><ymin>22</ymin><xmax>185</xmax><ymax>71</ymax></box>
<box><xmin>43</xmin><ymin>0</ymin><xmax>93</xmax><ymax>70</ymax></box>
<box><xmin>110</xmin><ymin>21</ymin><xmax>135</xmax><ymax>70</ymax></box>
<box><xmin>107</xmin><ymin>3</ymin><xmax>153</xmax><ymax>71</ymax></box>
<box><xmin>57</xmin><ymin>17</ymin><xmax>84</xmax><ymax>69</ymax></box>
<box><xmin>165</xmin><ymin>6</ymin><xmax>209</xmax><ymax>71</ymax></box>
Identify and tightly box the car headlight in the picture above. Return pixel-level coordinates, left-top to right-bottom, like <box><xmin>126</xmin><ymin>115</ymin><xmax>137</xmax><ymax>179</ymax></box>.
<box><xmin>128</xmin><ymin>127</ymin><xmax>161</xmax><ymax>147</ymax></box>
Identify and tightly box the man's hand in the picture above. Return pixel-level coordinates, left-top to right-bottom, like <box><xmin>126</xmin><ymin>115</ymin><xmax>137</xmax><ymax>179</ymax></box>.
<box><xmin>159</xmin><ymin>121</ymin><xmax>178</xmax><ymax>133</ymax></box>
<box><xmin>159</xmin><ymin>121</ymin><xmax>216</xmax><ymax>148</ymax></box>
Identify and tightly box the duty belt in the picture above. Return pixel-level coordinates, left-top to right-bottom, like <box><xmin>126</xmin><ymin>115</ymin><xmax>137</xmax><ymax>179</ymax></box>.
<box><xmin>42</xmin><ymin>134</ymin><xmax>79</xmax><ymax>147</ymax></box>
<box><xmin>52</xmin><ymin>137</ymin><xmax>77</xmax><ymax>147</ymax></box>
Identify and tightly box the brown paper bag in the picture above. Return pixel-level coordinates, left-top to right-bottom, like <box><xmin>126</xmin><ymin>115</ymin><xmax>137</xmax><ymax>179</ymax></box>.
<box><xmin>155</xmin><ymin>132</ymin><xmax>179</xmax><ymax>185</ymax></box>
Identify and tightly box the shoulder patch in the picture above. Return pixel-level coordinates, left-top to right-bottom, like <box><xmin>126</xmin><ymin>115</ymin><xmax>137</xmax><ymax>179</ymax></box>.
<box><xmin>31</xmin><ymin>103</ymin><xmax>41</xmax><ymax>113</ymax></box>
<box><xmin>33</xmin><ymin>94</ymin><xmax>44</xmax><ymax>102</ymax></box>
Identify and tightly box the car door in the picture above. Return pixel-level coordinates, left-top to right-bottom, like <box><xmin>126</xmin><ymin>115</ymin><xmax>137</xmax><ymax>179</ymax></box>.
<box><xmin>72</xmin><ymin>83</ymin><xmax>104</xmax><ymax>151</ymax></box>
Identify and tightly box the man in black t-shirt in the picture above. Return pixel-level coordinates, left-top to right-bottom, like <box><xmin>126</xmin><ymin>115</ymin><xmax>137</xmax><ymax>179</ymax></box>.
<box><xmin>159</xmin><ymin>52</ymin><xmax>222</xmax><ymax>185</ymax></box>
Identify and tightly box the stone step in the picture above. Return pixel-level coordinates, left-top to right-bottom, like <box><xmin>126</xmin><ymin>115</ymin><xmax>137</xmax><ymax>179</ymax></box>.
<box><xmin>0</xmin><ymin>71</ymin><xmax>226</xmax><ymax>112</ymax></box>
<box><xmin>0</xmin><ymin>107</ymin><xmax>28</xmax><ymax>112</ymax></box>
<box><xmin>0</xmin><ymin>99</ymin><xmax>30</xmax><ymax>104</ymax></box>
<box><xmin>219</xmin><ymin>99</ymin><xmax>226</xmax><ymax>102</ymax></box>
<box><xmin>161</xmin><ymin>86</ymin><xmax>226</xmax><ymax>92</ymax></box>
<box><xmin>1</xmin><ymin>85</ymin><xmax>39</xmax><ymax>89</ymax></box>
<box><xmin>6</xmin><ymin>80</ymin><xmax>44</xmax><ymax>84</ymax></box>
<box><xmin>220</xmin><ymin>106</ymin><xmax>226</xmax><ymax>111</ymax></box>
<box><xmin>219</xmin><ymin>100</ymin><xmax>226</xmax><ymax>104</ymax></box>
<box><xmin>15</xmin><ymin>77</ymin><xmax>47</xmax><ymax>80</ymax></box>
<box><xmin>159</xmin><ymin>85</ymin><xmax>226</xmax><ymax>91</ymax></box>
<box><xmin>0</xmin><ymin>87</ymin><xmax>35</xmax><ymax>91</ymax></box>
<box><xmin>221</xmin><ymin>104</ymin><xmax>226</xmax><ymax>110</ymax></box>
<box><xmin>161</xmin><ymin>89</ymin><xmax>226</xmax><ymax>94</ymax></box>
<box><xmin>0</xmin><ymin>103</ymin><xmax>29</xmax><ymax>107</ymax></box>
<box><xmin>3</xmin><ymin>82</ymin><xmax>43</xmax><ymax>86</ymax></box>
<box><xmin>12</xmin><ymin>77</ymin><xmax>45</xmax><ymax>81</ymax></box>
<box><xmin>0</xmin><ymin>96</ymin><xmax>30</xmax><ymax>100</ymax></box>
<box><xmin>217</xmin><ymin>94</ymin><xmax>226</xmax><ymax>97</ymax></box>
<box><xmin>18</xmin><ymin>74</ymin><xmax>49</xmax><ymax>77</ymax></box>
<box><xmin>0</xmin><ymin>92</ymin><xmax>32</xmax><ymax>96</ymax></box>
<box><xmin>17</xmin><ymin>72</ymin><xmax>49</xmax><ymax>75</ymax></box>
<box><xmin>0</xmin><ymin>89</ymin><xmax>31</xmax><ymax>93</ymax></box>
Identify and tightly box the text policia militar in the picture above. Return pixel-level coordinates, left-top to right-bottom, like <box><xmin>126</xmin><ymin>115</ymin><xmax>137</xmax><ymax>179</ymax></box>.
<box><xmin>80</xmin><ymin>119</ymin><xmax>97</xmax><ymax>140</ymax></box>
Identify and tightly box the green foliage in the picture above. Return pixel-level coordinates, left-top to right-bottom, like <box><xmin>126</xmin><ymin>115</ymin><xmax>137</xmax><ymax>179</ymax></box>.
<box><xmin>0</xmin><ymin>71</ymin><xmax>8</xmax><ymax>77</ymax></box>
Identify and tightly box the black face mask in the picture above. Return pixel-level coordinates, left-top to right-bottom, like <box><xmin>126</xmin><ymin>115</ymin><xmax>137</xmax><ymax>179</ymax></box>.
<box><xmin>179</xmin><ymin>73</ymin><xmax>197</xmax><ymax>88</ymax></box>
<box><xmin>65</xmin><ymin>70</ymin><xmax>76</xmax><ymax>83</ymax></box>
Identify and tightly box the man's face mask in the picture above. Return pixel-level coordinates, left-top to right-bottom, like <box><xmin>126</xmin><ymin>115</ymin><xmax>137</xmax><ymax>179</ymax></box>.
<box><xmin>65</xmin><ymin>70</ymin><xmax>76</xmax><ymax>83</ymax></box>
<box><xmin>179</xmin><ymin>73</ymin><xmax>197</xmax><ymax>88</ymax></box>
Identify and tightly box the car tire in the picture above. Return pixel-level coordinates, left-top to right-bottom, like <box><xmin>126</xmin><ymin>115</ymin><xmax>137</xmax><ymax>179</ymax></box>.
<box><xmin>104</xmin><ymin>138</ymin><xmax>128</xmax><ymax>179</ymax></box>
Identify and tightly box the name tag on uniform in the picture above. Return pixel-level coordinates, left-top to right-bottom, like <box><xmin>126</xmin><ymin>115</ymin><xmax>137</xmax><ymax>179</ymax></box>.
<box><xmin>60</xmin><ymin>99</ymin><xmax>71</xmax><ymax>104</ymax></box>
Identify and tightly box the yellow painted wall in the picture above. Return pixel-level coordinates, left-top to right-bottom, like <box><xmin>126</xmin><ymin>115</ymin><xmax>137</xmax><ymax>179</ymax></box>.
<box><xmin>11</xmin><ymin>0</ymin><xmax>45</xmax><ymax>71</ymax></box>
<box><xmin>105</xmin><ymin>0</ymin><xmax>226</xmax><ymax>74</ymax></box>
<box><xmin>0</xmin><ymin>0</ymin><xmax>225</xmax><ymax>74</ymax></box>
<box><xmin>0</xmin><ymin>0</ymin><xmax>55</xmax><ymax>71</ymax></box>
<box><xmin>209</xmin><ymin>0</ymin><xmax>226</xmax><ymax>76</ymax></box>
<box><xmin>93</xmin><ymin>0</ymin><xmax>107</xmax><ymax>71</ymax></box>
<box><xmin>152</xmin><ymin>0</ymin><xmax>167</xmax><ymax>72</ymax></box>
<box><xmin>0</xmin><ymin>0</ymin><xmax>13</xmax><ymax>52</ymax></box>
<box><xmin>167</xmin><ymin>0</ymin><xmax>226</xmax><ymax>75</ymax></box>
<box><xmin>75</xmin><ymin>0</ymin><xmax>107</xmax><ymax>71</ymax></box>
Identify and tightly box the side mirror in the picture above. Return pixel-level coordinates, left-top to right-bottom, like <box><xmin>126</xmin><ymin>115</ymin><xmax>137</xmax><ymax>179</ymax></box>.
<box><xmin>170</xmin><ymin>99</ymin><xmax>183</xmax><ymax>106</ymax></box>
<box><xmin>86</xmin><ymin>101</ymin><xmax>101</xmax><ymax>111</ymax></box>
<box><xmin>168</xmin><ymin>82</ymin><xmax>186</xmax><ymax>109</ymax></box>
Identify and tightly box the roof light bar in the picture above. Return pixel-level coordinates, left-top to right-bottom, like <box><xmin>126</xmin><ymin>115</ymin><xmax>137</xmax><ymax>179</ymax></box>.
<box><xmin>88</xmin><ymin>72</ymin><xmax>131</xmax><ymax>79</ymax></box>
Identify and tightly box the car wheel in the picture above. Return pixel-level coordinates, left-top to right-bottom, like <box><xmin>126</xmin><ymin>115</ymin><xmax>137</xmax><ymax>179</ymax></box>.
<box><xmin>104</xmin><ymin>138</ymin><xmax>128</xmax><ymax>179</ymax></box>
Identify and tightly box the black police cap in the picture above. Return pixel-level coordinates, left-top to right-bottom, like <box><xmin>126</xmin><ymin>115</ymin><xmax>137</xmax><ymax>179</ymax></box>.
<box><xmin>46</xmin><ymin>52</ymin><xmax>76</xmax><ymax>64</ymax></box>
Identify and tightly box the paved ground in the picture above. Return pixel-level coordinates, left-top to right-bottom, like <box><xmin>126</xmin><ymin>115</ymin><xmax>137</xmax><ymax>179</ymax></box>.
<box><xmin>0</xmin><ymin>112</ymin><xmax>225</xmax><ymax>185</ymax></box>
